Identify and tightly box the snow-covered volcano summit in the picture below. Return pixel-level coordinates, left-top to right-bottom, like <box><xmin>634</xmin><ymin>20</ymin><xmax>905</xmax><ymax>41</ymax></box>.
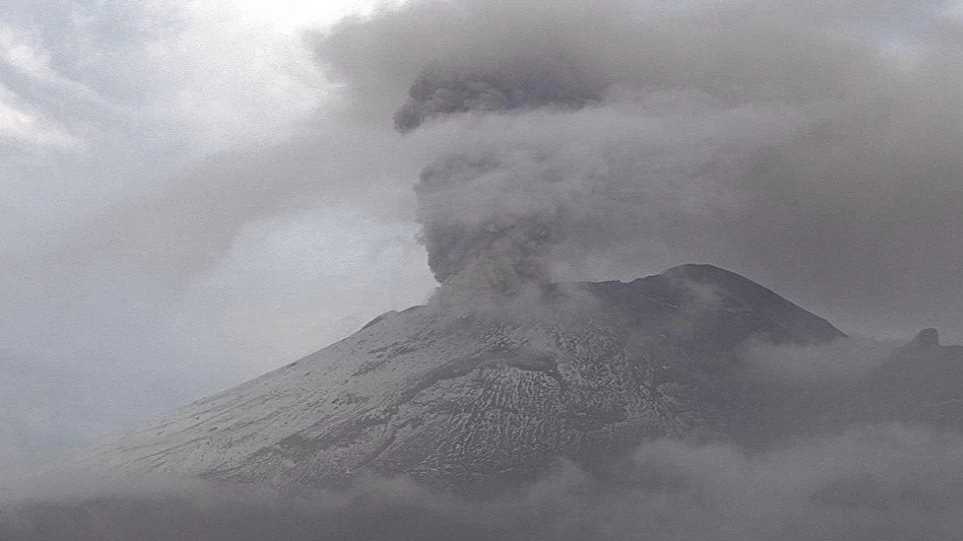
<box><xmin>75</xmin><ymin>264</ymin><xmax>843</xmax><ymax>493</ymax></box>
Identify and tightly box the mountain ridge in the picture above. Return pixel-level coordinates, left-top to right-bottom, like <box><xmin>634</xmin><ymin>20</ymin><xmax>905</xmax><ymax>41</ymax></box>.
<box><xmin>67</xmin><ymin>264</ymin><xmax>852</xmax><ymax>494</ymax></box>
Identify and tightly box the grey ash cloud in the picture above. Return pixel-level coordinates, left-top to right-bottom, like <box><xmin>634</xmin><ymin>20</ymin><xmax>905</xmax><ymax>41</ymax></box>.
<box><xmin>395</xmin><ymin>53</ymin><xmax>606</xmax><ymax>293</ymax></box>
<box><xmin>316</xmin><ymin>0</ymin><xmax>963</xmax><ymax>337</ymax></box>
<box><xmin>393</xmin><ymin>55</ymin><xmax>604</xmax><ymax>132</ymax></box>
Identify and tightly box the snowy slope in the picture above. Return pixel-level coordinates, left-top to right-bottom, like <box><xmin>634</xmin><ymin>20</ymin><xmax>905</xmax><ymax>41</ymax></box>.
<box><xmin>73</xmin><ymin>264</ymin><xmax>844</xmax><ymax>493</ymax></box>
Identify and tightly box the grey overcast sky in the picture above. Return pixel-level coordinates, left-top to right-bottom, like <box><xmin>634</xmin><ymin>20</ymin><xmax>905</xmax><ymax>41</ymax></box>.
<box><xmin>3</xmin><ymin>0</ymin><xmax>963</xmax><ymax>470</ymax></box>
<box><xmin>0</xmin><ymin>0</ymin><xmax>436</xmax><ymax>470</ymax></box>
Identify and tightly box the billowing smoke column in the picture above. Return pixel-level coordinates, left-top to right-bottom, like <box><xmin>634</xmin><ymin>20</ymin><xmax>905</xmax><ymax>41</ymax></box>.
<box><xmin>317</xmin><ymin>0</ymin><xmax>963</xmax><ymax>331</ymax></box>
<box><xmin>396</xmin><ymin>55</ymin><xmax>812</xmax><ymax>298</ymax></box>
<box><xmin>397</xmin><ymin>57</ymin><xmax>605</xmax><ymax>295</ymax></box>
<box><xmin>415</xmin><ymin>153</ymin><xmax>560</xmax><ymax>290</ymax></box>
<box><xmin>394</xmin><ymin>57</ymin><xmax>604</xmax><ymax>133</ymax></box>
<box><xmin>371</xmin><ymin>0</ymin><xmax>863</xmax><ymax>299</ymax></box>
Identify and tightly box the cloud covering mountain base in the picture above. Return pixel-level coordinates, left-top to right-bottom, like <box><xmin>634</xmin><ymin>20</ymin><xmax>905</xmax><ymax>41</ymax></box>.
<box><xmin>5</xmin><ymin>424</ymin><xmax>963</xmax><ymax>541</ymax></box>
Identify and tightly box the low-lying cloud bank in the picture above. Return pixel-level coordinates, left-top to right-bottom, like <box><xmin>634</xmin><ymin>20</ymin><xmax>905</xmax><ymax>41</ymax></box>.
<box><xmin>5</xmin><ymin>424</ymin><xmax>963</xmax><ymax>541</ymax></box>
<box><xmin>741</xmin><ymin>336</ymin><xmax>901</xmax><ymax>383</ymax></box>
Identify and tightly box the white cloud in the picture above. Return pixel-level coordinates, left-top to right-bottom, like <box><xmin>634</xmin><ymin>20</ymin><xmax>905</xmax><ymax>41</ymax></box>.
<box><xmin>136</xmin><ymin>0</ymin><xmax>406</xmax><ymax>150</ymax></box>
<box><xmin>0</xmin><ymin>23</ymin><xmax>104</xmax><ymax>102</ymax></box>
<box><xmin>229</xmin><ymin>0</ymin><xmax>391</xmax><ymax>34</ymax></box>
<box><xmin>0</xmin><ymin>0</ymin><xmax>430</xmax><ymax>467</ymax></box>
<box><xmin>0</xmin><ymin>83</ymin><xmax>76</xmax><ymax>147</ymax></box>
<box><xmin>740</xmin><ymin>336</ymin><xmax>901</xmax><ymax>383</ymax></box>
<box><xmin>176</xmin><ymin>205</ymin><xmax>434</xmax><ymax>379</ymax></box>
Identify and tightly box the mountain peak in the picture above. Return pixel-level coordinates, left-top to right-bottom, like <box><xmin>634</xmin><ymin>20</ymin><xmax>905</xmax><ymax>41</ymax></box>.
<box><xmin>72</xmin><ymin>264</ymin><xmax>844</xmax><ymax>495</ymax></box>
<box><xmin>625</xmin><ymin>263</ymin><xmax>845</xmax><ymax>346</ymax></box>
<box><xmin>910</xmin><ymin>328</ymin><xmax>941</xmax><ymax>348</ymax></box>
<box><xmin>662</xmin><ymin>262</ymin><xmax>740</xmax><ymax>278</ymax></box>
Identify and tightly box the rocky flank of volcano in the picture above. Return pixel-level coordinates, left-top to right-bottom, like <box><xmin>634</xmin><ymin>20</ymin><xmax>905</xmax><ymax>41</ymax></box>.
<box><xmin>77</xmin><ymin>264</ymin><xmax>845</xmax><ymax>494</ymax></box>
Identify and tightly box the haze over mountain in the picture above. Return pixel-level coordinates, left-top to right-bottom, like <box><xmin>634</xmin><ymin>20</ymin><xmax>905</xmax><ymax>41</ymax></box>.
<box><xmin>11</xmin><ymin>264</ymin><xmax>963</xmax><ymax>541</ymax></box>
<box><xmin>5</xmin><ymin>0</ymin><xmax>963</xmax><ymax>474</ymax></box>
<box><xmin>70</xmin><ymin>264</ymin><xmax>843</xmax><ymax>493</ymax></box>
<box><xmin>63</xmin><ymin>264</ymin><xmax>962</xmax><ymax>499</ymax></box>
<box><xmin>4</xmin><ymin>0</ymin><xmax>963</xmax><ymax>539</ymax></box>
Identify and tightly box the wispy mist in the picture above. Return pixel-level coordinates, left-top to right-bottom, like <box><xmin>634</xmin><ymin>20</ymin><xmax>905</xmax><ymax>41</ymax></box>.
<box><xmin>6</xmin><ymin>425</ymin><xmax>963</xmax><ymax>540</ymax></box>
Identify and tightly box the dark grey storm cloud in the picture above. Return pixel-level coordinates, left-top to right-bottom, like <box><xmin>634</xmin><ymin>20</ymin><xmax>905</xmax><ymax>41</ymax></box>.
<box><xmin>315</xmin><ymin>0</ymin><xmax>963</xmax><ymax>338</ymax></box>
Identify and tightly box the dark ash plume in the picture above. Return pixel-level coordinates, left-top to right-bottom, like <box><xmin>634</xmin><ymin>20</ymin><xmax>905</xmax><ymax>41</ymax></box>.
<box><xmin>398</xmin><ymin>56</ymin><xmax>604</xmax><ymax>295</ymax></box>
<box><xmin>414</xmin><ymin>151</ymin><xmax>565</xmax><ymax>293</ymax></box>
<box><xmin>316</xmin><ymin>0</ymin><xmax>963</xmax><ymax>332</ymax></box>
<box><xmin>394</xmin><ymin>56</ymin><xmax>604</xmax><ymax>132</ymax></box>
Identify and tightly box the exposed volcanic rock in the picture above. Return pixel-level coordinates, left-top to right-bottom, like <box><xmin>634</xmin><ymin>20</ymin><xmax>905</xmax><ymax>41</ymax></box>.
<box><xmin>909</xmin><ymin>327</ymin><xmax>941</xmax><ymax>348</ymax></box>
<box><xmin>74</xmin><ymin>264</ymin><xmax>843</xmax><ymax>494</ymax></box>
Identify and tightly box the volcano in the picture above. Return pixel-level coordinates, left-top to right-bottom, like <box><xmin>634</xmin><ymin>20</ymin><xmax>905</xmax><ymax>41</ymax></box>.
<box><xmin>70</xmin><ymin>264</ymin><xmax>852</xmax><ymax>494</ymax></box>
